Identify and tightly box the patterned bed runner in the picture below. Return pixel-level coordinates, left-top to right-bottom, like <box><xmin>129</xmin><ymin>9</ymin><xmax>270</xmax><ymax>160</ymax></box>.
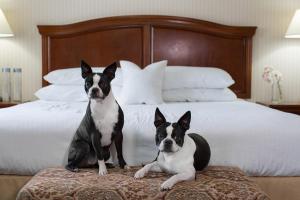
<box><xmin>17</xmin><ymin>166</ymin><xmax>269</xmax><ymax>200</ymax></box>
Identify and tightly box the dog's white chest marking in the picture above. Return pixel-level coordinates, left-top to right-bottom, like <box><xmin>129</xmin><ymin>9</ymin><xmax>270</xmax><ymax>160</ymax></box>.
<box><xmin>90</xmin><ymin>91</ymin><xmax>119</xmax><ymax>146</ymax></box>
<box><xmin>158</xmin><ymin>135</ymin><xmax>196</xmax><ymax>174</ymax></box>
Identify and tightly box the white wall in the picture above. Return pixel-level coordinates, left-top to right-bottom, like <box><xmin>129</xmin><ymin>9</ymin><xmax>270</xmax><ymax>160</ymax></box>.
<box><xmin>0</xmin><ymin>0</ymin><xmax>300</xmax><ymax>102</ymax></box>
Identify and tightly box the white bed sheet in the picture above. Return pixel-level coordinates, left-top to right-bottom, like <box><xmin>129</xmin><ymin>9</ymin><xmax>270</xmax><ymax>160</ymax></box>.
<box><xmin>0</xmin><ymin>100</ymin><xmax>299</xmax><ymax>176</ymax></box>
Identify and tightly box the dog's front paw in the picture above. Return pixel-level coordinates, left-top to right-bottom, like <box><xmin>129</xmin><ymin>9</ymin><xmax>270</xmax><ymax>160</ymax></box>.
<box><xmin>124</xmin><ymin>165</ymin><xmax>131</xmax><ymax>170</ymax></box>
<box><xmin>134</xmin><ymin>168</ymin><xmax>146</xmax><ymax>179</ymax></box>
<box><xmin>99</xmin><ymin>166</ymin><xmax>108</xmax><ymax>176</ymax></box>
<box><xmin>119</xmin><ymin>160</ymin><xmax>127</xmax><ymax>169</ymax></box>
<box><xmin>98</xmin><ymin>160</ymin><xmax>108</xmax><ymax>176</ymax></box>
<box><xmin>161</xmin><ymin>180</ymin><xmax>175</xmax><ymax>191</ymax></box>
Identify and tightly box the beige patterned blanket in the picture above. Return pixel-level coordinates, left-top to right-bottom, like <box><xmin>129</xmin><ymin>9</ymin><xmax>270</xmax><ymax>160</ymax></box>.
<box><xmin>17</xmin><ymin>166</ymin><xmax>269</xmax><ymax>200</ymax></box>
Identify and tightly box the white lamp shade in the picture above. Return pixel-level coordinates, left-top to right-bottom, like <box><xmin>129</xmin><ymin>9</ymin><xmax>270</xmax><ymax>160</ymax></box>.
<box><xmin>0</xmin><ymin>8</ymin><xmax>13</xmax><ymax>37</ymax></box>
<box><xmin>286</xmin><ymin>9</ymin><xmax>300</xmax><ymax>38</ymax></box>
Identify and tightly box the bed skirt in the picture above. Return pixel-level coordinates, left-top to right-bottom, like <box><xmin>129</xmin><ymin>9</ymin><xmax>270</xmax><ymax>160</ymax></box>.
<box><xmin>250</xmin><ymin>176</ymin><xmax>300</xmax><ymax>200</ymax></box>
<box><xmin>1</xmin><ymin>170</ymin><xmax>299</xmax><ymax>200</ymax></box>
<box><xmin>0</xmin><ymin>175</ymin><xmax>31</xmax><ymax>200</ymax></box>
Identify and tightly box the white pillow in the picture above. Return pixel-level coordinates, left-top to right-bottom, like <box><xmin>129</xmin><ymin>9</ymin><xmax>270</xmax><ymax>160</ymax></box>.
<box><xmin>119</xmin><ymin>60</ymin><xmax>167</xmax><ymax>105</ymax></box>
<box><xmin>44</xmin><ymin>66</ymin><xmax>234</xmax><ymax>90</ymax></box>
<box><xmin>163</xmin><ymin>88</ymin><xmax>237</xmax><ymax>102</ymax></box>
<box><xmin>44</xmin><ymin>67</ymin><xmax>122</xmax><ymax>86</ymax></box>
<box><xmin>35</xmin><ymin>85</ymin><xmax>122</xmax><ymax>102</ymax></box>
<box><xmin>35</xmin><ymin>85</ymin><xmax>87</xmax><ymax>102</ymax></box>
<box><xmin>164</xmin><ymin>66</ymin><xmax>234</xmax><ymax>89</ymax></box>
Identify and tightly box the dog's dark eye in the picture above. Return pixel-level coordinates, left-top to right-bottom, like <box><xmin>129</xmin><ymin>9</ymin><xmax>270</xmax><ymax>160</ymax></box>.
<box><xmin>86</xmin><ymin>82</ymin><xmax>92</xmax><ymax>87</ymax></box>
<box><xmin>160</xmin><ymin>132</ymin><xmax>167</xmax><ymax>139</ymax></box>
<box><xmin>100</xmin><ymin>81</ymin><xmax>107</xmax><ymax>88</ymax></box>
<box><xmin>175</xmin><ymin>136</ymin><xmax>183</xmax><ymax>144</ymax></box>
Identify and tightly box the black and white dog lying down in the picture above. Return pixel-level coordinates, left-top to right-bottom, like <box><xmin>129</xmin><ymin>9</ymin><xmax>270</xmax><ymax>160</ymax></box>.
<box><xmin>66</xmin><ymin>60</ymin><xmax>127</xmax><ymax>175</ymax></box>
<box><xmin>134</xmin><ymin>108</ymin><xmax>211</xmax><ymax>190</ymax></box>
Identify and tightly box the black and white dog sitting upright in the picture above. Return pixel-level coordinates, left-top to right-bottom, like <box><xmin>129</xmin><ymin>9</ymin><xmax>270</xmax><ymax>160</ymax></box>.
<box><xmin>134</xmin><ymin>108</ymin><xmax>210</xmax><ymax>190</ymax></box>
<box><xmin>66</xmin><ymin>60</ymin><xmax>127</xmax><ymax>175</ymax></box>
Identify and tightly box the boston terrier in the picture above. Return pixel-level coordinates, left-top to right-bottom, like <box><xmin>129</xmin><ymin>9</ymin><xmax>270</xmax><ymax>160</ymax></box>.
<box><xmin>134</xmin><ymin>108</ymin><xmax>210</xmax><ymax>190</ymax></box>
<box><xmin>66</xmin><ymin>60</ymin><xmax>127</xmax><ymax>175</ymax></box>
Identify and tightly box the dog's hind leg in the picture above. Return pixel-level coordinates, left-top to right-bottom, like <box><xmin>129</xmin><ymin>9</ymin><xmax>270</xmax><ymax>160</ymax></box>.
<box><xmin>66</xmin><ymin>140</ymin><xmax>90</xmax><ymax>172</ymax></box>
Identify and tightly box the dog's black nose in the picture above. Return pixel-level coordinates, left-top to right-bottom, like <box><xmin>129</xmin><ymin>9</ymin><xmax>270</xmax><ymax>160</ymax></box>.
<box><xmin>91</xmin><ymin>88</ymin><xmax>99</xmax><ymax>94</ymax></box>
<box><xmin>164</xmin><ymin>139</ymin><xmax>173</xmax><ymax>146</ymax></box>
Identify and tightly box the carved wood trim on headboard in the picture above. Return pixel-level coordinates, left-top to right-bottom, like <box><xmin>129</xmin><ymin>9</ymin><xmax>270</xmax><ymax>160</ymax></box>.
<box><xmin>38</xmin><ymin>15</ymin><xmax>256</xmax><ymax>98</ymax></box>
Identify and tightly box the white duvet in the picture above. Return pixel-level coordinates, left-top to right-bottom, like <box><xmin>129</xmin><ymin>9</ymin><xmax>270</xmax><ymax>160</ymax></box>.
<box><xmin>0</xmin><ymin>100</ymin><xmax>300</xmax><ymax>176</ymax></box>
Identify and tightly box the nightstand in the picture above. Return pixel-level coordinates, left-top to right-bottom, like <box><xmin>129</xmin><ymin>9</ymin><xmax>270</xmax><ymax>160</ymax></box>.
<box><xmin>0</xmin><ymin>102</ymin><xmax>19</xmax><ymax>108</ymax></box>
<box><xmin>257</xmin><ymin>102</ymin><xmax>300</xmax><ymax>115</ymax></box>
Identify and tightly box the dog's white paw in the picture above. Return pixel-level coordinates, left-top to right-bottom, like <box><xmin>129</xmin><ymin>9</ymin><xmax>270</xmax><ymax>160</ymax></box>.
<box><xmin>161</xmin><ymin>180</ymin><xmax>175</xmax><ymax>190</ymax></box>
<box><xmin>134</xmin><ymin>168</ymin><xmax>146</xmax><ymax>179</ymax></box>
<box><xmin>98</xmin><ymin>160</ymin><xmax>108</xmax><ymax>176</ymax></box>
<box><xmin>124</xmin><ymin>165</ymin><xmax>131</xmax><ymax>170</ymax></box>
<box><xmin>99</xmin><ymin>166</ymin><xmax>108</xmax><ymax>176</ymax></box>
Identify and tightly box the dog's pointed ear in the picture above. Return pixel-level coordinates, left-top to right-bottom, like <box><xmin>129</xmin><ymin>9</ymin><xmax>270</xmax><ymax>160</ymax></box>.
<box><xmin>178</xmin><ymin>111</ymin><xmax>191</xmax><ymax>130</ymax></box>
<box><xmin>81</xmin><ymin>60</ymin><xmax>92</xmax><ymax>79</ymax></box>
<box><xmin>103</xmin><ymin>62</ymin><xmax>117</xmax><ymax>81</ymax></box>
<box><xmin>154</xmin><ymin>108</ymin><xmax>166</xmax><ymax>127</ymax></box>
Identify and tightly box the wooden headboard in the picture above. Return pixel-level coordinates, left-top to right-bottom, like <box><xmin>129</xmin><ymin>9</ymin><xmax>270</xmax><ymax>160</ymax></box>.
<box><xmin>38</xmin><ymin>15</ymin><xmax>256</xmax><ymax>98</ymax></box>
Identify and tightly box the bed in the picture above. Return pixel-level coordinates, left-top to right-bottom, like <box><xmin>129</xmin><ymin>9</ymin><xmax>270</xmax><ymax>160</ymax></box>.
<box><xmin>2</xmin><ymin>100</ymin><xmax>300</xmax><ymax>199</ymax></box>
<box><xmin>1</xmin><ymin>15</ymin><xmax>300</xmax><ymax>200</ymax></box>
<box><xmin>1</xmin><ymin>99</ymin><xmax>300</xmax><ymax>176</ymax></box>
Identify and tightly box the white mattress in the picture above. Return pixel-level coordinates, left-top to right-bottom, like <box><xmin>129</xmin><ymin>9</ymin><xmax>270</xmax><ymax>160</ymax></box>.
<box><xmin>0</xmin><ymin>100</ymin><xmax>300</xmax><ymax>176</ymax></box>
